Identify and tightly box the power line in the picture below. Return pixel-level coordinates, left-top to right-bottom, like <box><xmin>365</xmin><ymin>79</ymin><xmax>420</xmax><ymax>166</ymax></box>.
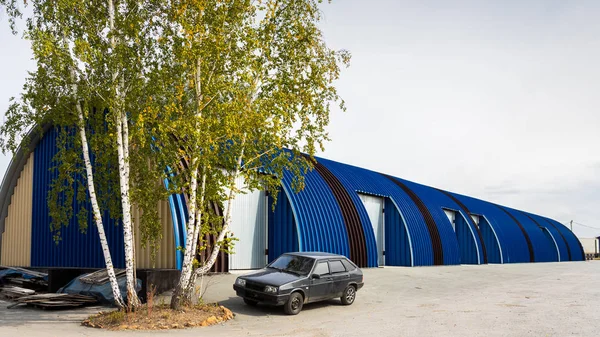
<box><xmin>573</xmin><ymin>221</ymin><xmax>600</xmax><ymax>230</ymax></box>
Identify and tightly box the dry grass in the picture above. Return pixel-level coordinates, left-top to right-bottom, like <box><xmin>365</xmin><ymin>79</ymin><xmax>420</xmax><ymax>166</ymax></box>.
<box><xmin>82</xmin><ymin>303</ymin><xmax>234</xmax><ymax>330</ymax></box>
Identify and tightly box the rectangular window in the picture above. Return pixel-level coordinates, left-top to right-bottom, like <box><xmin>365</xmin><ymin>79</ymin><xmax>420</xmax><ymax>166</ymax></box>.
<box><xmin>443</xmin><ymin>209</ymin><xmax>456</xmax><ymax>231</ymax></box>
<box><xmin>313</xmin><ymin>261</ymin><xmax>330</xmax><ymax>276</ymax></box>
<box><xmin>342</xmin><ymin>259</ymin><xmax>356</xmax><ymax>271</ymax></box>
<box><xmin>329</xmin><ymin>260</ymin><xmax>346</xmax><ymax>274</ymax></box>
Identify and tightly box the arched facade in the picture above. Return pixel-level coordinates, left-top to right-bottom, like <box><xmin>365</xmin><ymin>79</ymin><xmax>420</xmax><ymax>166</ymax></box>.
<box><xmin>0</xmin><ymin>128</ymin><xmax>584</xmax><ymax>270</ymax></box>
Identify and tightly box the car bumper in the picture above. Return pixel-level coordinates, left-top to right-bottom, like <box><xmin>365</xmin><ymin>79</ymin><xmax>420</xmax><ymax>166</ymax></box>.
<box><xmin>233</xmin><ymin>285</ymin><xmax>289</xmax><ymax>305</ymax></box>
<box><xmin>356</xmin><ymin>282</ymin><xmax>364</xmax><ymax>290</ymax></box>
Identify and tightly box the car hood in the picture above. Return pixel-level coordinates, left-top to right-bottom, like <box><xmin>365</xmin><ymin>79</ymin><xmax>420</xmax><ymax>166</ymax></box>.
<box><xmin>241</xmin><ymin>268</ymin><xmax>303</xmax><ymax>286</ymax></box>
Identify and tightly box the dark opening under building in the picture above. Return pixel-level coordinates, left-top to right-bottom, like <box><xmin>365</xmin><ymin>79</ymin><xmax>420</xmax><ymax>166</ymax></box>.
<box><xmin>0</xmin><ymin>127</ymin><xmax>585</xmax><ymax>271</ymax></box>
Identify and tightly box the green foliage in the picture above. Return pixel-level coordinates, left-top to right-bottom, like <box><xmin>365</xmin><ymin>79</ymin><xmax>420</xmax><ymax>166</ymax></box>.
<box><xmin>147</xmin><ymin>0</ymin><xmax>350</xmax><ymax>257</ymax></box>
<box><xmin>1</xmin><ymin>0</ymin><xmax>349</xmax><ymax>266</ymax></box>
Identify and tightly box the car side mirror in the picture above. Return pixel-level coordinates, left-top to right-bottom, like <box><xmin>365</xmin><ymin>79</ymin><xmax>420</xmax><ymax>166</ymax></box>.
<box><xmin>311</xmin><ymin>274</ymin><xmax>321</xmax><ymax>279</ymax></box>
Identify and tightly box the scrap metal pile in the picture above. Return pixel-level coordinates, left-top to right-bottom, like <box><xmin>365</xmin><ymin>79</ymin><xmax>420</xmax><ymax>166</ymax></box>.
<box><xmin>0</xmin><ymin>266</ymin><xmax>98</xmax><ymax>309</ymax></box>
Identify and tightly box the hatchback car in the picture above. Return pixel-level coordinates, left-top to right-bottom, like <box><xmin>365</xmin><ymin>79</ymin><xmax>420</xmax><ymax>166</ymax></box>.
<box><xmin>233</xmin><ymin>252</ymin><xmax>364</xmax><ymax>315</ymax></box>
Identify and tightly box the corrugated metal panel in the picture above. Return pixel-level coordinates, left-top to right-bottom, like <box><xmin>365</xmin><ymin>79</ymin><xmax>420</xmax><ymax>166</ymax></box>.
<box><xmin>450</xmin><ymin>192</ymin><xmax>528</xmax><ymax>263</ymax></box>
<box><xmin>478</xmin><ymin>215</ymin><xmax>503</xmax><ymax>263</ymax></box>
<box><xmin>542</xmin><ymin>217</ymin><xmax>584</xmax><ymax>261</ymax></box>
<box><xmin>312</xmin><ymin>160</ymin><xmax>368</xmax><ymax>267</ymax></box>
<box><xmin>0</xmin><ymin>153</ymin><xmax>34</xmax><ymax>266</ymax></box>
<box><xmin>314</xmin><ymin>158</ymin><xmax>429</xmax><ymax>266</ymax></box>
<box><xmin>268</xmin><ymin>190</ymin><xmax>299</xmax><ymax>263</ymax></box>
<box><xmin>385</xmin><ymin>176</ymin><xmax>446</xmax><ymax>265</ymax></box>
<box><xmin>225</xmin><ymin>175</ymin><xmax>268</xmax><ymax>270</ymax></box>
<box><xmin>437</xmin><ymin>189</ymin><xmax>488</xmax><ymax>264</ymax></box>
<box><xmin>524</xmin><ymin>213</ymin><xmax>568</xmax><ymax>262</ymax></box>
<box><xmin>496</xmin><ymin>206</ymin><xmax>535</xmax><ymax>262</ymax></box>
<box><xmin>133</xmin><ymin>199</ymin><xmax>176</xmax><ymax>269</ymax></box>
<box><xmin>454</xmin><ymin>214</ymin><xmax>479</xmax><ymax>264</ymax></box>
<box><xmin>384</xmin><ymin>198</ymin><xmax>412</xmax><ymax>266</ymax></box>
<box><xmin>502</xmin><ymin>208</ymin><xmax>555</xmax><ymax>262</ymax></box>
<box><xmin>358</xmin><ymin>193</ymin><xmax>384</xmax><ymax>266</ymax></box>
<box><xmin>31</xmin><ymin>128</ymin><xmax>125</xmax><ymax>268</ymax></box>
<box><xmin>540</xmin><ymin>227</ymin><xmax>560</xmax><ymax>262</ymax></box>
<box><xmin>280</xmin><ymin>166</ymin><xmax>350</xmax><ymax>259</ymax></box>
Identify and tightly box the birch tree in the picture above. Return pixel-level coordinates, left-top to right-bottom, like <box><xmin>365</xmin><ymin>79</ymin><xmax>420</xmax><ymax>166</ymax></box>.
<box><xmin>1</xmin><ymin>0</ymin><xmax>164</xmax><ymax>309</ymax></box>
<box><xmin>0</xmin><ymin>1</ymin><xmax>128</xmax><ymax>307</ymax></box>
<box><xmin>146</xmin><ymin>0</ymin><xmax>350</xmax><ymax>309</ymax></box>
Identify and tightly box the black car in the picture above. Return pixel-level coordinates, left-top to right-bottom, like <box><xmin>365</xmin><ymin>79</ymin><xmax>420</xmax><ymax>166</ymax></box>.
<box><xmin>233</xmin><ymin>252</ymin><xmax>364</xmax><ymax>315</ymax></box>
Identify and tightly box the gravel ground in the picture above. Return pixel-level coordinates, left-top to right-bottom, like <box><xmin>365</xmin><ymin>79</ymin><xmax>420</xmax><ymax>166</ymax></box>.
<box><xmin>1</xmin><ymin>261</ymin><xmax>599</xmax><ymax>336</ymax></box>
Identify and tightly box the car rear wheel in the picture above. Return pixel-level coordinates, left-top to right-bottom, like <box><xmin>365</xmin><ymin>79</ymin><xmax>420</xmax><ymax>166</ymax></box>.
<box><xmin>284</xmin><ymin>292</ymin><xmax>304</xmax><ymax>315</ymax></box>
<box><xmin>341</xmin><ymin>285</ymin><xmax>356</xmax><ymax>305</ymax></box>
<box><xmin>244</xmin><ymin>298</ymin><xmax>258</xmax><ymax>306</ymax></box>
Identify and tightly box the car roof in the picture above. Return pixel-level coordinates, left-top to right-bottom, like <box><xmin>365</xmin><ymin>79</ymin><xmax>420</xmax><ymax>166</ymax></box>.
<box><xmin>284</xmin><ymin>251</ymin><xmax>348</xmax><ymax>260</ymax></box>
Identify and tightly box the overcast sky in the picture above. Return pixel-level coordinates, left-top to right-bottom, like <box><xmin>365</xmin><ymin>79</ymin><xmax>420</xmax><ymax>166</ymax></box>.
<box><xmin>1</xmin><ymin>0</ymin><xmax>599</xmax><ymax>238</ymax></box>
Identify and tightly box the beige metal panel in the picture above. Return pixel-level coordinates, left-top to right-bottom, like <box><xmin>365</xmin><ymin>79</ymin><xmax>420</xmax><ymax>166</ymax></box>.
<box><xmin>579</xmin><ymin>237</ymin><xmax>598</xmax><ymax>254</ymax></box>
<box><xmin>1</xmin><ymin>153</ymin><xmax>34</xmax><ymax>266</ymax></box>
<box><xmin>133</xmin><ymin>198</ymin><xmax>176</xmax><ymax>269</ymax></box>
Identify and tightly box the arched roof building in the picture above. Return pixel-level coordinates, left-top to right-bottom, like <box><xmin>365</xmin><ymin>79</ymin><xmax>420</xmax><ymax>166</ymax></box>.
<box><xmin>0</xmin><ymin>127</ymin><xmax>584</xmax><ymax>270</ymax></box>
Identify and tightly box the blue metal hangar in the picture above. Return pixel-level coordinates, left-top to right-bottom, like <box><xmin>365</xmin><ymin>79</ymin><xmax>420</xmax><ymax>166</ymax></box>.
<box><xmin>0</xmin><ymin>127</ymin><xmax>584</xmax><ymax>271</ymax></box>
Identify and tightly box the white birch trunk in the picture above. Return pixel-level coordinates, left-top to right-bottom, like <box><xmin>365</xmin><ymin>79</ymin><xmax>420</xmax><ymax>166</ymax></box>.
<box><xmin>65</xmin><ymin>31</ymin><xmax>124</xmax><ymax>308</ymax></box>
<box><xmin>78</xmin><ymin>108</ymin><xmax>125</xmax><ymax>309</ymax></box>
<box><xmin>171</xmin><ymin>57</ymin><xmax>207</xmax><ymax>309</ymax></box>
<box><xmin>109</xmin><ymin>0</ymin><xmax>139</xmax><ymax>308</ymax></box>
<box><xmin>195</xmin><ymin>134</ymin><xmax>246</xmax><ymax>276</ymax></box>
<box><xmin>115</xmin><ymin>110</ymin><xmax>139</xmax><ymax>308</ymax></box>
<box><xmin>66</xmin><ymin>77</ymin><xmax>124</xmax><ymax>309</ymax></box>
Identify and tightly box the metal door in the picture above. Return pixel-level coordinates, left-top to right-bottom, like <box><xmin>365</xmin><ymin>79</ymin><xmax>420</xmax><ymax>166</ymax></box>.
<box><xmin>225</xmin><ymin>176</ymin><xmax>267</xmax><ymax>270</ymax></box>
<box><xmin>359</xmin><ymin>194</ymin><xmax>384</xmax><ymax>266</ymax></box>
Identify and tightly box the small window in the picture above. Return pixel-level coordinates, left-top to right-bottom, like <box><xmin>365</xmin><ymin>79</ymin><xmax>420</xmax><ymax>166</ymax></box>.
<box><xmin>313</xmin><ymin>261</ymin><xmax>329</xmax><ymax>276</ymax></box>
<box><xmin>342</xmin><ymin>259</ymin><xmax>356</xmax><ymax>271</ymax></box>
<box><xmin>329</xmin><ymin>260</ymin><xmax>346</xmax><ymax>274</ymax></box>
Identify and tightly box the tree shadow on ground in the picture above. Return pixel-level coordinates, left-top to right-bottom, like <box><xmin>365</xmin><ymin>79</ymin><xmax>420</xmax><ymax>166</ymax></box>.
<box><xmin>0</xmin><ymin>300</ymin><xmax>105</xmax><ymax>327</ymax></box>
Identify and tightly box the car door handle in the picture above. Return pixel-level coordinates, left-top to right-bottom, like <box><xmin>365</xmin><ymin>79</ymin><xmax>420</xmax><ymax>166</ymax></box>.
<box><xmin>326</xmin><ymin>277</ymin><xmax>333</xmax><ymax>281</ymax></box>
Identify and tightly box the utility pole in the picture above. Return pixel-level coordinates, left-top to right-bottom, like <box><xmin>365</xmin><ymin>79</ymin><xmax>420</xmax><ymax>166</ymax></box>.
<box><xmin>570</xmin><ymin>220</ymin><xmax>573</xmax><ymax>231</ymax></box>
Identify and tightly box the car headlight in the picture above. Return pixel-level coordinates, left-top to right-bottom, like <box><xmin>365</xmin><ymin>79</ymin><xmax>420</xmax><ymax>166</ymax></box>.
<box><xmin>236</xmin><ymin>278</ymin><xmax>246</xmax><ymax>286</ymax></box>
<box><xmin>264</xmin><ymin>285</ymin><xmax>278</xmax><ymax>293</ymax></box>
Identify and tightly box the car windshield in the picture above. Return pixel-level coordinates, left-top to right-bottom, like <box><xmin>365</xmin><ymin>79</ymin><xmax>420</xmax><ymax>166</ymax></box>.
<box><xmin>268</xmin><ymin>255</ymin><xmax>315</xmax><ymax>276</ymax></box>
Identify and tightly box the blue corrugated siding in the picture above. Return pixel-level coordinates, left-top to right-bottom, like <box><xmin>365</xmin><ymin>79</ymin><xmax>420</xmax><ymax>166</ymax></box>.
<box><xmin>479</xmin><ymin>216</ymin><xmax>502</xmax><ymax>263</ymax></box>
<box><xmin>543</xmin><ymin>217</ymin><xmax>585</xmax><ymax>261</ymax></box>
<box><xmin>455</xmin><ymin>215</ymin><xmax>478</xmax><ymax>264</ymax></box>
<box><xmin>541</xmin><ymin>228</ymin><xmax>559</xmax><ymax>262</ymax></box>
<box><xmin>526</xmin><ymin>213</ymin><xmax>569</xmax><ymax>262</ymax></box>
<box><xmin>31</xmin><ymin>128</ymin><xmax>125</xmax><ymax>268</ymax></box>
<box><xmin>318</xmin><ymin>158</ymin><xmax>377</xmax><ymax>267</ymax></box>
<box><xmin>268</xmin><ymin>191</ymin><xmax>299</xmax><ymax>262</ymax></box>
<box><xmin>504</xmin><ymin>207</ymin><xmax>555</xmax><ymax>262</ymax></box>
<box><xmin>451</xmin><ymin>193</ymin><xmax>530</xmax><ymax>263</ymax></box>
<box><xmin>384</xmin><ymin>198</ymin><xmax>411</xmax><ymax>266</ymax></box>
<box><xmin>396</xmin><ymin>179</ymin><xmax>485</xmax><ymax>265</ymax></box>
<box><xmin>314</xmin><ymin>158</ymin><xmax>434</xmax><ymax>266</ymax></box>
<box><xmin>281</xmin><ymin>168</ymin><xmax>349</xmax><ymax>257</ymax></box>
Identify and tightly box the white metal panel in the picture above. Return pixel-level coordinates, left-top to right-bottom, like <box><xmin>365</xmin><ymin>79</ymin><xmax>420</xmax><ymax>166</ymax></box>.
<box><xmin>444</xmin><ymin>209</ymin><xmax>456</xmax><ymax>231</ymax></box>
<box><xmin>359</xmin><ymin>193</ymin><xmax>384</xmax><ymax>266</ymax></box>
<box><xmin>225</xmin><ymin>176</ymin><xmax>267</xmax><ymax>270</ymax></box>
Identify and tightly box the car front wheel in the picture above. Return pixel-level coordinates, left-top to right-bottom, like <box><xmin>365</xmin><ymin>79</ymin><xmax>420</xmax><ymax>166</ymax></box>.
<box><xmin>341</xmin><ymin>285</ymin><xmax>356</xmax><ymax>305</ymax></box>
<box><xmin>284</xmin><ymin>292</ymin><xmax>304</xmax><ymax>315</ymax></box>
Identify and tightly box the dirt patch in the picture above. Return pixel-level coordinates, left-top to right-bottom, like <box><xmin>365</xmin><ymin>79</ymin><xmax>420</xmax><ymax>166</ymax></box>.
<box><xmin>82</xmin><ymin>304</ymin><xmax>234</xmax><ymax>330</ymax></box>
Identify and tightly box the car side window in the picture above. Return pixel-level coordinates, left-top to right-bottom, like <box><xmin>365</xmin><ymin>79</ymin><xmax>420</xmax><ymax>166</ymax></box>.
<box><xmin>341</xmin><ymin>259</ymin><xmax>356</xmax><ymax>271</ymax></box>
<box><xmin>329</xmin><ymin>260</ymin><xmax>346</xmax><ymax>274</ymax></box>
<box><xmin>313</xmin><ymin>261</ymin><xmax>330</xmax><ymax>276</ymax></box>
